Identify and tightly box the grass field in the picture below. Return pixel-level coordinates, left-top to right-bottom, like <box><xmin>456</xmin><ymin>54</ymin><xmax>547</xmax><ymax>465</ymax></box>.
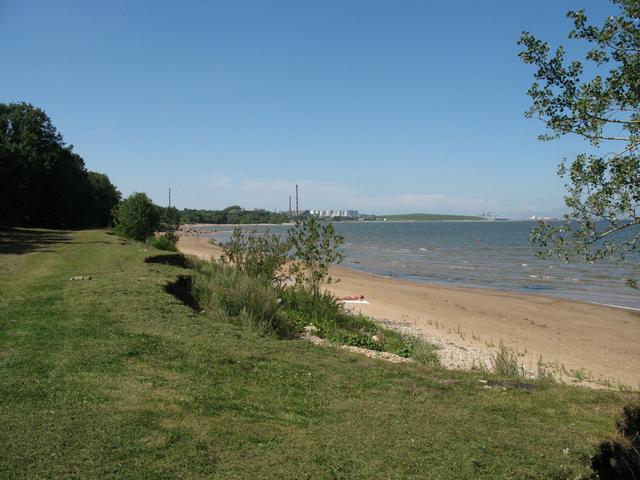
<box><xmin>0</xmin><ymin>229</ymin><xmax>631</xmax><ymax>479</ymax></box>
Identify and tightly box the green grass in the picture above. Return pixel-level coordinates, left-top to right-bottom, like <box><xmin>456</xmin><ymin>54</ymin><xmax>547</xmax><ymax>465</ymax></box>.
<box><xmin>0</xmin><ymin>228</ymin><xmax>632</xmax><ymax>479</ymax></box>
<box><xmin>376</xmin><ymin>213</ymin><xmax>484</xmax><ymax>221</ymax></box>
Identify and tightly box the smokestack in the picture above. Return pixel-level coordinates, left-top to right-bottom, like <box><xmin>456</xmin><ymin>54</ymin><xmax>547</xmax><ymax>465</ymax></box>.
<box><xmin>289</xmin><ymin>195</ymin><xmax>291</xmax><ymax>215</ymax></box>
<box><xmin>295</xmin><ymin>184</ymin><xmax>299</xmax><ymax>215</ymax></box>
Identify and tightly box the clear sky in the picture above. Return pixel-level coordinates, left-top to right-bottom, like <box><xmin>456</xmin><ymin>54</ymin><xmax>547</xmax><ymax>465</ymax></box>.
<box><xmin>0</xmin><ymin>0</ymin><xmax>619</xmax><ymax>218</ymax></box>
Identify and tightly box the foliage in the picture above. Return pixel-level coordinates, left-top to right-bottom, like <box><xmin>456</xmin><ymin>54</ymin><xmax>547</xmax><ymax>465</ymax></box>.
<box><xmin>113</xmin><ymin>192</ymin><xmax>160</xmax><ymax>241</ymax></box>
<box><xmin>0</xmin><ymin>102</ymin><xmax>120</xmax><ymax>227</ymax></box>
<box><xmin>492</xmin><ymin>342</ymin><xmax>522</xmax><ymax>378</ymax></box>
<box><xmin>158</xmin><ymin>206</ymin><xmax>180</xmax><ymax>229</ymax></box>
<box><xmin>287</xmin><ymin>218</ymin><xmax>345</xmax><ymax>296</ymax></box>
<box><xmin>214</xmin><ymin>220</ymin><xmax>428</xmax><ymax>359</ymax></box>
<box><xmin>277</xmin><ymin>287</ymin><xmax>435</xmax><ymax>361</ymax></box>
<box><xmin>86</xmin><ymin>172</ymin><xmax>121</xmax><ymax>227</ymax></box>
<box><xmin>220</xmin><ymin>227</ymin><xmax>290</xmax><ymax>286</ymax></box>
<box><xmin>518</xmin><ymin>0</ymin><xmax>640</xmax><ymax>287</ymax></box>
<box><xmin>190</xmin><ymin>259</ymin><xmax>289</xmax><ymax>336</ymax></box>
<box><xmin>146</xmin><ymin>232</ymin><xmax>178</xmax><ymax>252</ymax></box>
<box><xmin>178</xmin><ymin>206</ymin><xmax>288</xmax><ymax>225</ymax></box>
<box><xmin>278</xmin><ymin>287</ymin><xmax>359</xmax><ymax>333</ymax></box>
<box><xmin>591</xmin><ymin>402</ymin><xmax>640</xmax><ymax>479</ymax></box>
<box><xmin>226</xmin><ymin>208</ymin><xmax>288</xmax><ymax>225</ymax></box>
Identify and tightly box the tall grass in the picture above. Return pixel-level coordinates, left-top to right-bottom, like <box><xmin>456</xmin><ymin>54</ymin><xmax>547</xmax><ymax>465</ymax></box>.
<box><xmin>187</xmin><ymin>257</ymin><xmax>439</xmax><ymax>363</ymax></box>
<box><xmin>190</xmin><ymin>259</ymin><xmax>290</xmax><ymax>337</ymax></box>
<box><xmin>492</xmin><ymin>342</ymin><xmax>522</xmax><ymax>378</ymax></box>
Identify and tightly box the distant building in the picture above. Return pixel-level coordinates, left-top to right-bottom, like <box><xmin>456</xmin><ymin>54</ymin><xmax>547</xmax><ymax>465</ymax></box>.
<box><xmin>310</xmin><ymin>209</ymin><xmax>359</xmax><ymax>218</ymax></box>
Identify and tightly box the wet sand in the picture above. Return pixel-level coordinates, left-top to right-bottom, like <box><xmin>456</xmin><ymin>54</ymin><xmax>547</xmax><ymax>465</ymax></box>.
<box><xmin>177</xmin><ymin>235</ymin><xmax>640</xmax><ymax>387</ymax></box>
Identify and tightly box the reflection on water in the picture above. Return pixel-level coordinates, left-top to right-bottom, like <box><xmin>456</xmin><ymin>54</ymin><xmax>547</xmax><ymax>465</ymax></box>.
<box><xmin>197</xmin><ymin>221</ymin><xmax>640</xmax><ymax>310</ymax></box>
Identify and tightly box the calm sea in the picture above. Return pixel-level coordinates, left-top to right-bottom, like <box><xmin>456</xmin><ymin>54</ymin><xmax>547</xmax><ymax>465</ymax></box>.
<box><xmin>197</xmin><ymin>221</ymin><xmax>640</xmax><ymax>310</ymax></box>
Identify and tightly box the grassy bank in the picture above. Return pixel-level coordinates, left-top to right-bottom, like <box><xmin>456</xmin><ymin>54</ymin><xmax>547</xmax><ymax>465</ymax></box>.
<box><xmin>0</xmin><ymin>229</ymin><xmax>632</xmax><ymax>479</ymax></box>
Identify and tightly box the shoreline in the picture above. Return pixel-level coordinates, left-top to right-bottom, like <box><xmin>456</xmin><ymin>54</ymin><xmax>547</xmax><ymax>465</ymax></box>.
<box><xmin>335</xmin><ymin>263</ymin><xmax>640</xmax><ymax>313</ymax></box>
<box><xmin>192</xmin><ymin>226</ymin><xmax>640</xmax><ymax>312</ymax></box>
<box><xmin>176</xmin><ymin>235</ymin><xmax>640</xmax><ymax>388</ymax></box>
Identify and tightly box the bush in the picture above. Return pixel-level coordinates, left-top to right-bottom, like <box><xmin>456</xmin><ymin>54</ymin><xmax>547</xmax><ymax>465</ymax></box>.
<box><xmin>190</xmin><ymin>260</ymin><xmax>291</xmax><ymax>337</ymax></box>
<box><xmin>277</xmin><ymin>287</ymin><xmax>437</xmax><ymax>361</ymax></box>
<box><xmin>221</xmin><ymin>228</ymin><xmax>289</xmax><ymax>286</ymax></box>
<box><xmin>492</xmin><ymin>342</ymin><xmax>521</xmax><ymax>378</ymax></box>
<box><xmin>188</xmin><ymin>235</ymin><xmax>439</xmax><ymax>361</ymax></box>
<box><xmin>591</xmin><ymin>403</ymin><xmax>640</xmax><ymax>479</ymax></box>
<box><xmin>113</xmin><ymin>192</ymin><xmax>160</xmax><ymax>241</ymax></box>
<box><xmin>146</xmin><ymin>232</ymin><xmax>178</xmax><ymax>251</ymax></box>
<box><xmin>288</xmin><ymin>218</ymin><xmax>344</xmax><ymax>296</ymax></box>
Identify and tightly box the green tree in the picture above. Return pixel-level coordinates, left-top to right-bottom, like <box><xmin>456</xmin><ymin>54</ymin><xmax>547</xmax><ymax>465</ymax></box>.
<box><xmin>0</xmin><ymin>102</ymin><xmax>120</xmax><ymax>228</ymax></box>
<box><xmin>85</xmin><ymin>172</ymin><xmax>121</xmax><ymax>227</ymax></box>
<box><xmin>113</xmin><ymin>192</ymin><xmax>160</xmax><ymax>241</ymax></box>
<box><xmin>288</xmin><ymin>218</ymin><xmax>344</xmax><ymax>296</ymax></box>
<box><xmin>518</xmin><ymin>0</ymin><xmax>640</xmax><ymax>287</ymax></box>
<box><xmin>158</xmin><ymin>206</ymin><xmax>180</xmax><ymax>228</ymax></box>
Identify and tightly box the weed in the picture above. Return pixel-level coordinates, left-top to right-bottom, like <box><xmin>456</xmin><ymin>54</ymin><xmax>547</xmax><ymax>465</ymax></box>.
<box><xmin>536</xmin><ymin>356</ymin><xmax>556</xmax><ymax>383</ymax></box>
<box><xmin>492</xmin><ymin>341</ymin><xmax>521</xmax><ymax>378</ymax></box>
<box><xmin>190</xmin><ymin>260</ymin><xmax>290</xmax><ymax>337</ymax></box>
<box><xmin>146</xmin><ymin>232</ymin><xmax>178</xmax><ymax>251</ymax></box>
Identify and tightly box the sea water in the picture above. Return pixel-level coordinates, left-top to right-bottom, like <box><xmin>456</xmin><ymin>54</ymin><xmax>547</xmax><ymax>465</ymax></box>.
<box><xmin>197</xmin><ymin>221</ymin><xmax>640</xmax><ymax>310</ymax></box>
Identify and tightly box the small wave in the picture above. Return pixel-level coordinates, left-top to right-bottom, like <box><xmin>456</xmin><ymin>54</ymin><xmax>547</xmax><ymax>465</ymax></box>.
<box><xmin>521</xmin><ymin>263</ymin><xmax>528</xmax><ymax>267</ymax></box>
<box><xmin>598</xmin><ymin>303</ymin><xmax>640</xmax><ymax>312</ymax></box>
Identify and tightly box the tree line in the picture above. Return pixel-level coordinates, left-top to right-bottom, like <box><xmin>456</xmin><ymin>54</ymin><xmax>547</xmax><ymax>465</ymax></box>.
<box><xmin>0</xmin><ymin>102</ymin><xmax>120</xmax><ymax>228</ymax></box>
<box><xmin>177</xmin><ymin>206</ymin><xmax>288</xmax><ymax>225</ymax></box>
<box><xmin>0</xmin><ymin>102</ymin><xmax>289</xmax><ymax>233</ymax></box>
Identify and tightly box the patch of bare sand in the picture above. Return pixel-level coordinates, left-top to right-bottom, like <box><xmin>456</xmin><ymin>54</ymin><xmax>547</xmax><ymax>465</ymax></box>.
<box><xmin>177</xmin><ymin>234</ymin><xmax>224</xmax><ymax>261</ymax></box>
<box><xmin>177</xmin><ymin>235</ymin><xmax>640</xmax><ymax>388</ymax></box>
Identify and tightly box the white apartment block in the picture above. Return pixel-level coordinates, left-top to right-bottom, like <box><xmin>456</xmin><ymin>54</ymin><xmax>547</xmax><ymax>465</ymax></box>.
<box><xmin>309</xmin><ymin>209</ymin><xmax>359</xmax><ymax>218</ymax></box>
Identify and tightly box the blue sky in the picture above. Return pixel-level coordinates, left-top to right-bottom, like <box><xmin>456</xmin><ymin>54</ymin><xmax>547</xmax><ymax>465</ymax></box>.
<box><xmin>0</xmin><ymin>0</ymin><xmax>618</xmax><ymax>218</ymax></box>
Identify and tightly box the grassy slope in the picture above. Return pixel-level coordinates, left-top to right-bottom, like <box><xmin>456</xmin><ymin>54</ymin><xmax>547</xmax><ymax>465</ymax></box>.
<box><xmin>377</xmin><ymin>214</ymin><xmax>484</xmax><ymax>221</ymax></box>
<box><xmin>0</xmin><ymin>229</ymin><xmax>630</xmax><ymax>479</ymax></box>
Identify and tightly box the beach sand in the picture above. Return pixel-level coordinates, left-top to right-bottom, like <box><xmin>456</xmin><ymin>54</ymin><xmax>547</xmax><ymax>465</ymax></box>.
<box><xmin>177</xmin><ymin>235</ymin><xmax>640</xmax><ymax>388</ymax></box>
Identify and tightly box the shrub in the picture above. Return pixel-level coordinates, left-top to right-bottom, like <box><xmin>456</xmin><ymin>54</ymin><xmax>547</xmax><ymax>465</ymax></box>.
<box><xmin>188</xmin><ymin>234</ymin><xmax>439</xmax><ymax>361</ymax></box>
<box><xmin>146</xmin><ymin>232</ymin><xmax>178</xmax><ymax>251</ymax></box>
<box><xmin>279</xmin><ymin>288</ymin><xmax>352</xmax><ymax>333</ymax></box>
<box><xmin>278</xmin><ymin>287</ymin><xmax>437</xmax><ymax>361</ymax></box>
<box><xmin>288</xmin><ymin>218</ymin><xmax>344</xmax><ymax>296</ymax></box>
<box><xmin>113</xmin><ymin>192</ymin><xmax>160</xmax><ymax>241</ymax></box>
<box><xmin>221</xmin><ymin>228</ymin><xmax>290</xmax><ymax>286</ymax></box>
<box><xmin>190</xmin><ymin>260</ymin><xmax>290</xmax><ymax>337</ymax></box>
<box><xmin>591</xmin><ymin>402</ymin><xmax>640</xmax><ymax>479</ymax></box>
<box><xmin>492</xmin><ymin>342</ymin><xmax>521</xmax><ymax>378</ymax></box>
<box><xmin>409</xmin><ymin>338</ymin><xmax>441</xmax><ymax>366</ymax></box>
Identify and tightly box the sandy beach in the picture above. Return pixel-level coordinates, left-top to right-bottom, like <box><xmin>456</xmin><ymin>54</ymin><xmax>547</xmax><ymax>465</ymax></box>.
<box><xmin>177</xmin><ymin>235</ymin><xmax>640</xmax><ymax>388</ymax></box>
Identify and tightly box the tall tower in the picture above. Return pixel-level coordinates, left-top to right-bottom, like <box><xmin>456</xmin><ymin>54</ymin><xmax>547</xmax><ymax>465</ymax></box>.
<box><xmin>295</xmin><ymin>184</ymin><xmax>299</xmax><ymax>215</ymax></box>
